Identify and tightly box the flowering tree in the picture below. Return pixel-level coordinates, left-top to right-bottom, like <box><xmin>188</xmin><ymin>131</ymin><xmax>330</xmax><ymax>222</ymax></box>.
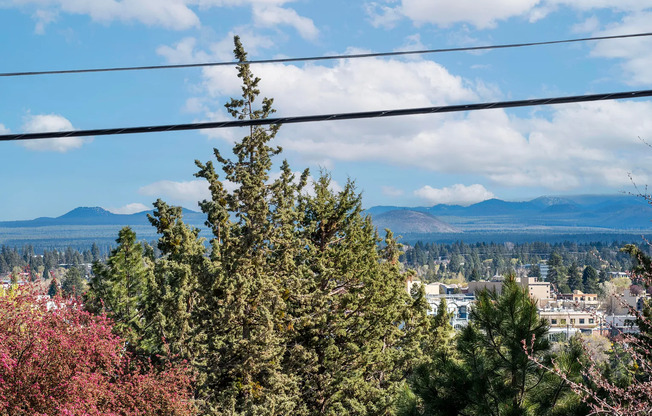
<box><xmin>0</xmin><ymin>288</ymin><xmax>196</xmax><ymax>416</ymax></box>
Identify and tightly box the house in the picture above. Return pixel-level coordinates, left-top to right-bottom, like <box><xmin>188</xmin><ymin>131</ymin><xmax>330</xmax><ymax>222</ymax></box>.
<box><xmin>428</xmin><ymin>293</ymin><xmax>475</xmax><ymax>330</ymax></box>
<box><xmin>539</xmin><ymin>309</ymin><xmax>601</xmax><ymax>339</ymax></box>
<box><xmin>557</xmin><ymin>290</ymin><xmax>599</xmax><ymax>308</ymax></box>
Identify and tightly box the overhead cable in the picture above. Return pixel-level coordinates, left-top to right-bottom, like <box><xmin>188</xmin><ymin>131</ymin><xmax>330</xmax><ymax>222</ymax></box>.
<box><xmin>2</xmin><ymin>32</ymin><xmax>652</xmax><ymax>78</ymax></box>
<box><xmin>2</xmin><ymin>89</ymin><xmax>651</xmax><ymax>142</ymax></box>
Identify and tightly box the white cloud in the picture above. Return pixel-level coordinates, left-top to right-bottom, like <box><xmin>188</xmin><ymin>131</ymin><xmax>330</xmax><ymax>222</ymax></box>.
<box><xmin>415</xmin><ymin>184</ymin><xmax>495</xmax><ymax>205</ymax></box>
<box><xmin>187</xmin><ymin>44</ymin><xmax>652</xmax><ymax>193</ymax></box>
<box><xmin>0</xmin><ymin>124</ymin><xmax>9</xmax><ymax>134</ymax></box>
<box><xmin>571</xmin><ymin>15</ymin><xmax>599</xmax><ymax>33</ymax></box>
<box><xmin>403</xmin><ymin>0</ymin><xmax>540</xmax><ymax>28</ymax></box>
<box><xmin>106</xmin><ymin>203</ymin><xmax>150</xmax><ymax>215</ymax></box>
<box><xmin>544</xmin><ymin>0</ymin><xmax>652</xmax><ymax>12</ymax></box>
<box><xmin>8</xmin><ymin>0</ymin><xmax>317</xmax><ymax>36</ymax></box>
<box><xmin>196</xmin><ymin>55</ymin><xmax>480</xmax><ymax>142</ymax></box>
<box><xmin>13</xmin><ymin>0</ymin><xmax>200</xmax><ymax>31</ymax></box>
<box><xmin>252</xmin><ymin>5</ymin><xmax>318</xmax><ymax>40</ymax></box>
<box><xmin>587</xmin><ymin>11</ymin><xmax>652</xmax><ymax>85</ymax></box>
<box><xmin>156</xmin><ymin>37</ymin><xmax>211</xmax><ymax>64</ymax></box>
<box><xmin>33</xmin><ymin>8</ymin><xmax>58</xmax><ymax>34</ymax></box>
<box><xmin>200</xmin><ymin>57</ymin><xmax>479</xmax><ymax>112</ymax></box>
<box><xmin>139</xmin><ymin>179</ymin><xmax>212</xmax><ymax>207</ymax></box>
<box><xmin>365</xmin><ymin>2</ymin><xmax>403</xmax><ymax>29</ymax></box>
<box><xmin>364</xmin><ymin>0</ymin><xmax>652</xmax><ymax>29</ymax></box>
<box><xmin>365</xmin><ymin>0</ymin><xmax>541</xmax><ymax>29</ymax></box>
<box><xmin>20</xmin><ymin>114</ymin><xmax>88</xmax><ymax>152</ymax></box>
<box><xmin>157</xmin><ymin>31</ymin><xmax>275</xmax><ymax>64</ymax></box>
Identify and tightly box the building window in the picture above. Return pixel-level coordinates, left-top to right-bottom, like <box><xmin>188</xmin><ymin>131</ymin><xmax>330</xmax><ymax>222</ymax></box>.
<box><xmin>570</xmin><ymin>319</ymin><xmax>575</xmax><ymax>324</ymax></box>
<box><xmin>589</xmin><ymin>318</ymin><xmax>594</xmax><ymax>324</ymax></box>
<box><xmin>579</xmin><ymin>319</ymin><xmax>585</xmax><ymax>324</ymax></box>
<box><xmin>551</xmin><ymin>319</ymin><xmax>557</xmax><ymax>325</ymax></box>
<box><xmin>560</xmin><ymin>319</ymin><xmax>567</xmax><ymax>325</ymax></box>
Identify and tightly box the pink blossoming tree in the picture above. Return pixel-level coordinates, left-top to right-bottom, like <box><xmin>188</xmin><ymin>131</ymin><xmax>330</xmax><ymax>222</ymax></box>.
<box><xmin>0</xmin><ymin>288</ymin><xmax>196</xmax><ymax>416</ymax></box>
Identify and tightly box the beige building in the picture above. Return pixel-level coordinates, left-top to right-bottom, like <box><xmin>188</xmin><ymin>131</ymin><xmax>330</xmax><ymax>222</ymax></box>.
<box><xmin>406</xmin><ymin>280</ymin><xmax>446</xmax><ymax>296</ymax></box>
<box><xmin>539</xmin><ymin>309</ymin><xmax>601</xmax><ymax>338</ymax></box>
<box><xmin>519</xmin><ymin>277</ymin><xmax>552</xmax><ymax>307</ymax></box>
<box><xmin>466</xmin><ymin>280</ymin><xmax>503</xmax><ymax>295</ymax></box>
<box><xmin>557</xmin><ymin>290</ymin><xmax>599</xmax><ymax>308</ymax></box>
<box><xmin>467</xmin><ymin>277</ymin><xmax>552</xmax><ymax>307</ymax></box>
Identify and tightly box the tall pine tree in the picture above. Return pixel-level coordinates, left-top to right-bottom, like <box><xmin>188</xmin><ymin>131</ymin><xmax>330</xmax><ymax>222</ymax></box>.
<box><xmin>92</xmin><ymin>36</ymin><xmax>428</xmax><ymax>415</ymax></box>
<box><xmin>86</xmin><ymin>227</ymin><xmax>152</xmax><ymax>347</ymax></box>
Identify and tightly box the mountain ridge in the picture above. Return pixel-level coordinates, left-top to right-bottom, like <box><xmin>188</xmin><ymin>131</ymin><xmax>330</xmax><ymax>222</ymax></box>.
<box><xmin>2</xmin><ymin>195</ymin><xmax>652</xmax><ymax>250</ymax></box>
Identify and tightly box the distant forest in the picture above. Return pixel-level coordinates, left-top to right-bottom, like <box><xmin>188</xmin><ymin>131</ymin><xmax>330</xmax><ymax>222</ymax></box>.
<box><xmin>0</xmin><ymin>244</ymin><xmax>105</xmax><ymax>277</ymax></box>
<box><xmin>3</xmin><ymin>239</ymin><xmax>648</xmax><ymax>289</ymax></box>
<box><xmin>400</xmin><ymin>240</ymin><xmax>651</xmax><ymax>285</ymax></box>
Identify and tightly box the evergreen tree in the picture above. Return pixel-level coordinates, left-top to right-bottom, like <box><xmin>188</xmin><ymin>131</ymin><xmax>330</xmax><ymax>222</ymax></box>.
<box><xmin>398</xmin><ymin>297</ymin><xmax>462</xmax><ymax>416</ymax></box>
<box><xmin>61</xmin><ymin>266</ymin><xmax>85</xmax><ymax>297</ymax></box>
<box><xmin>144</xmin><ymin>200</ymin><xmax>210</xmax><ymax>367</ymax></box>
<box><xmin>89</xmin><ymin>36</ymin><xmax>428</xmax><ymax>415</ymax></box>
<box><xmin>91</xmin><ymin>242</ymin><xmax>101</xmax><ymax>262</ymax></box>
<box><xmin>567</xmin><ymin>262</ymin><xmax>582</xmax><ymax>292</ymax></box>
<box><xmin>403</xmin><ymin>276</ymin><xmax>582</xmax><ymax>416</ymax></box>
<box><xmin>192</xmin><ymin>37</ymin><xmax>299</xmax><ymax>414</ymax></box>
<box><xmin>47</xmin><ymin>275</ymin><xmax>60</xmax><ymax>298</ymax></box>
<box><xmin>194</xmin><ymin>37</ymin><xmax>427</xmax><ymax>414</ymax></box>
<box><xmin>86</xmin><ymin>227</ymin><xmax>152</xmax><ymax>347</ymax></box>
<box><xmin>469</xmin><ymin>267</ymin><xmax>481</xmax><ymax>281</ymax></box>
<box><xmin>582</xmin><ymin>265</ymin><xmax>599</xmax><ymax>293</ymax></box>
<box><xmin>281</xmin><ymin>184</ymin><xmax>427</xmax><ymax>414</ymax></box>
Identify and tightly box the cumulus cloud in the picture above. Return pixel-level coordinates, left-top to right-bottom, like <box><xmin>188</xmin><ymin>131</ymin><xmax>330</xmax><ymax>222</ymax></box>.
<box><xmin>20</xmin><ymin>114</ymin><xmax>88</xmax><ymax>152</ymax></box>
<box><xmin>8</xmin><ymin>0</ymin><xmax>317</xmax><ymax>37</ymax></box>
<box><xmin>403</xmin><ymin>0</ymin><xmax>540</xmax><ymax>28</ymax></box>
<box><xmin>139</xmin><ymin>179</ymin><xmax>213</xmax><ymax>207</ymax></box>
<box><xmin>587</xmin><ymin>11</ymin><xmax>652</xmax><ymax>85</ymax></box>
<box><xmin>176</xmin><ymin>28</ymin><xmax>652</xmax><ymax>194</ymax></box>
<box><xmin>415</xmin><ymin>184</ymin><xmax>495</xmax><ymax>205</ymax></box>
<box><xmin>14</xmin><ymin>0</ymin><xmax>200</xmax><ymax>31</ymax></box>
<box><xmin>0</xmin><ymin>124</ymin><xmax>9</xmax><ymax>134</ymax></box>
<box><xmin>200</xmin><ymin>57</ymin><xmax>652</xmax><ymax>190</ymax></box>
<box><xmin>195</xmin><ymin>55</ymin><xmax>480</xmax><ymax>141</ymax></box>
<box><xmin>157</xmin><ymin>31</ymin><xmax>275</xmax><ymax>64</ymax></box>
<box><xmin>571</xmin><ymin>15</ymin><xmax>600</xmax><ymax>33</ymax></box>
<box><xmin>365</xmin><ymin>0</ymin><xmax>539</xmax><ymax>29</ymax></box>
<box><xmin>106</xmin><ymin>203</ymin><xmax>150</xmax><ymax>215</ymax></box>
<box><xmin>364</xmin><ymin>0</ymin><xmax>652</xmax><ymax>29</ymax></box>
<box><xmin>252</xmin><ymin>5</ymin><xmax>318</xmax><ymax>40</ymax></box>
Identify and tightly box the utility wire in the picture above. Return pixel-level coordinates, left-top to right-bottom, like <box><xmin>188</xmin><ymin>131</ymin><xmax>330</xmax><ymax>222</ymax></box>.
<box><xmin>2</xmin><ymin>32</ymin><xmax>652</xmax><ymax>78</ymax></box>
<box><xmin>2</xmin><ymin>89</ymin><xmax>651</xmax><ymax>142</ymax></box>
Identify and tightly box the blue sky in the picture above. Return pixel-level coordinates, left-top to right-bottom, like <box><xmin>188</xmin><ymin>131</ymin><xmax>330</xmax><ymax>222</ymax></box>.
<box><xmin>2</xmin><ymin>1</ymin><xmax>652</xmax><ymax>220</ymax></box>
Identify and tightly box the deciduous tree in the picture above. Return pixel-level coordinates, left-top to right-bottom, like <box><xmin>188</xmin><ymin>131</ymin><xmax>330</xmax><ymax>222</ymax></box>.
<box><xmin>0</xmin><ymin>289</ymin><xmax>195</xmax><ymax>415</ymax></box>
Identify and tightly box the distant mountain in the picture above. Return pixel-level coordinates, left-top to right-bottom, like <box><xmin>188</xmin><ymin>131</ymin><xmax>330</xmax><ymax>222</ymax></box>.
<box><xmin>0</xmin><ymin>206</ymin><xmax>211</xmax><ymax>251</ymax></box>
<box><xmin>372</xmin><ymin>210</ymin><xmax>461</xmax><ymax>234</ymax></box>
<box><xmin>0</xmin><ymin>206</ymin><xmax>206</xmax><ymax>228</ymax></box>
<box><xmin>2</xmin><ymin>195</ymin><xmax>652</xmax><ymax>250</ymax></box>
<box><xmin>365</xmin><ymin>194</ymin><xmax>652</xmax><ymax>234</ymax></box>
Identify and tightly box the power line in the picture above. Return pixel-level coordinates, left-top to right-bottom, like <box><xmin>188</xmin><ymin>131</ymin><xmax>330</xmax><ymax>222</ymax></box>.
<box><xmin>2</xmin><ymin>89</ymin><xmax>651</xmax><ymax>142</ymax></box>
<box><xmin>2</xmin><ymin>32</ymin><xmax>652</xmax><ymax>78</ymax></box>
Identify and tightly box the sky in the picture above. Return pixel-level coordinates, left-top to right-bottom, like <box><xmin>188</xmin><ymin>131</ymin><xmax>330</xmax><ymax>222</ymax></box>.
<box><xmin>2</xmin><ymin>1</ymin><xmax>652</xmax><ymax>220</ymax></box>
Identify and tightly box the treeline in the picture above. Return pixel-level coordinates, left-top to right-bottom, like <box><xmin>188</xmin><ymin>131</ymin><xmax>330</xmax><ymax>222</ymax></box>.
<box><xmin>0</xmin><ymin>244</ymin><xmax>104</xmax><ymax>276</ymax></box>
<box><xmin>403</xmin><ymin>240</ymin><xmax>645</xmax><ymax>284</ymax></box>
